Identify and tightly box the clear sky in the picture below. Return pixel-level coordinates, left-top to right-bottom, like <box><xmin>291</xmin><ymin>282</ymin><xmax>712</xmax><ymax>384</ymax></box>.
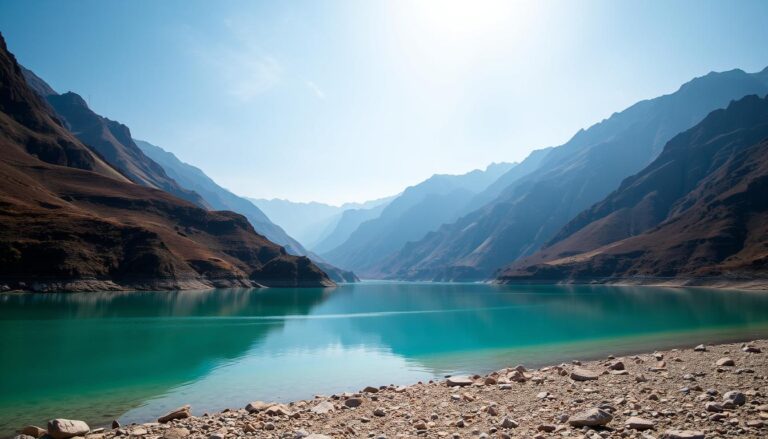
<box><xmin>1</xmin><ymin>0</ymin><xmax>767</xmax><ymax>205</ymax></box>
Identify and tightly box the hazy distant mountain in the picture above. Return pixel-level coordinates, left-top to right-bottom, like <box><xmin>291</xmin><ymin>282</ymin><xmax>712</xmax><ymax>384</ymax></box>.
<box><xmin>249</xmin><ymin>196</ymin><xmax>394</xmax><ymax>250</ymax></box>
<box><xmin>0</xmin><ymin>34</ymin><xmax>333</xmax><ymax>291</ymax></box>
<box><xmin>499</xmin><ymin>94</ymin><xmax>768</xmax><ymax>288</ymax></box>
<box><xmin>311</xmin><ymin>202</ymin><xmax>390</xmax><ymax>254</ymax></box>
<box><xmin>321</xmin><ymin>162</ymin><xmax>515</xmax><ymax>276</ymax></box>
<box><xmin>378</xmin><ymin>68</ymin><xmax>768</xmax><ymax>281</ymax></box>
<box><xmin>20</xmin><ymin>68</ymin><xmax>208</xmax><ymax>208</ymax></box>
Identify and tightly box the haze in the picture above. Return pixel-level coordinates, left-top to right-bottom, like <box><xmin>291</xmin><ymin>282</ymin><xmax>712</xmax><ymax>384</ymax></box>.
<box><xmin>2</xmin><ymin>0</ymin><xmax>768</xmax><ymax>204</ymax></box>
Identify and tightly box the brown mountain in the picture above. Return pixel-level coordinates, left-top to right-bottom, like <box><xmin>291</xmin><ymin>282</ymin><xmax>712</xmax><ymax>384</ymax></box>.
<box><xmin>0</xmin><ymin>33</ymin><xmax>333</xmax><ymax>291</ymax></box>
<box><xmin>20</xmin><ymin>66</ymin><xmax>208</xmax><ymax>208</ymax></box>
<box><xmin>498</xmin><ymin>94</ymin><xmax>768</xmax><ymax>289</ymax></box>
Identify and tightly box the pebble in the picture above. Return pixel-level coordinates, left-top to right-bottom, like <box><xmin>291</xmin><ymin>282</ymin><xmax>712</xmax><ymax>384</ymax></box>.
<box><xmin>500</xmin><ymin>417</ymin><xmax>518</xmax><ymax>429</ymax></box>
<box><xmin>344</xmin><ymin>398</ymin><xmax>363</xmax><ymax>408</ymax></box>
<box><xmin>446</xmin><ymin>376</ymin><xmax>473</xmax><ymax>387</ymax></box>
<box><xmin>716</xmin><ymin>357</ymin><xmax>735</xmax><ymax>367</ymax></box>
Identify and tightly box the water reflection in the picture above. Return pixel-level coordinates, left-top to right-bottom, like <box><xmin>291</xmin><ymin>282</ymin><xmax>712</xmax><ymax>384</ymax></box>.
<box><xmin>2</xmin><ymin>283</ymin><xmax>768</xmax><ymax>435</ymax></box>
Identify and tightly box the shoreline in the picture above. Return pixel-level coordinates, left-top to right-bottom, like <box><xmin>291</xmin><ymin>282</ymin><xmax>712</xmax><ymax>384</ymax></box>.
<box><xmin>14</xmin><ymin>339</ymin><xmax>768</xmax><ymax>439</ymax></box>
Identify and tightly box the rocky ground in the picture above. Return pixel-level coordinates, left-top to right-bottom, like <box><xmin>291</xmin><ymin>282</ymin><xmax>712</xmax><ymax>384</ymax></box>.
<box><xmin>17</xmin><ymin>340</ymin><xmax>768</xmax><ymax>439</ymax></box>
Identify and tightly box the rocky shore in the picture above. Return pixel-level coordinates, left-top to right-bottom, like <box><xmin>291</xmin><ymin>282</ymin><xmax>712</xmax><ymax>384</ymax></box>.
<box><xmin>14</xmin><ymin>340</ymin><xmax>768</xmax><ymax>439</ymax></box>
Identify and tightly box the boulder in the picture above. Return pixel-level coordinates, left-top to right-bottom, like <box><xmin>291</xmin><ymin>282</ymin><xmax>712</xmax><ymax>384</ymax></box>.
<box><xmin>567</xmin><ymin>408</ymin><xmax>612</xmax><ymax>427</ymax></box>
<box><xmin>158</xmin><ymin>406</ymin><xmax>191</xmax><ymax>423</ymax></box>
<box><xmin>265</xmin><ymin>405</ymin><xmax>292</xmax><ymax>416</ymax></box>
<box><xmin>625</xmin><ymin>416</ymin><xmax>654</xmax><ymax>430</ymax></box>
<box><xmin>570</xmin><ymin>368</ymin><xmax>599</xmax><ymax>381</ymax></box>
<box><xmin>362</xmin><ymin>386</ymin><xmax>379</xmax><ymax>393</ymax></box>
<box><xmin>742</xmin><ymin>345</ymin><xmax>761</xmax><ymax>353</ymax></box>
<box><xmin>694</xmin><ymin>344</ymin><xmax>707</xmax><ymax>352</ymax></box>
<box><xmin>446</xmin><ymin>376</ymin><xmax>473</xmax><ymax>387</ymax></box>
<box><xmin>47</xmin><ymin>420</ymin><xmax>90</xmax><ymax>439</ymax></box>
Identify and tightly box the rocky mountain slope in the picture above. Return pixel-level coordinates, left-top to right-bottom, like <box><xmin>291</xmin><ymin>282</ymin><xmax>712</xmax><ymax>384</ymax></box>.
<box><xmin>498</xmin><ymin>94</ymin><xmax>768</xmax><ymax>288</ymax></box>
<box><xmin>135</xmin><ymin>139</ymin><xmax>358</xmax><ymax>283</ymax></box>
<box><xmin>21</xmin><ymin>68</ymin><xmax>207</xmax><ymax>208</ymax></box>
<box><xmin>0</xmin><ymin>34</ymin><xmax>333</xmax><ymax>291</ymax></box>
<box><xmin>376</xmin><ymin>68</ymin><xmax>768</xmax><ymax>281</ymax></box>
<box><xmin>321</xmin><ymin>162</ymin><xmax>515</xmax><ymax>277</ymax></box>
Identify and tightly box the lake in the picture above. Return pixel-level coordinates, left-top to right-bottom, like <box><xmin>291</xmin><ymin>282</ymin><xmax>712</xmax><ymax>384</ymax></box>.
<box><xmin>2</xmin><ymin>282</ymin><xmax>768</xmax><ymax>435</ymax></box>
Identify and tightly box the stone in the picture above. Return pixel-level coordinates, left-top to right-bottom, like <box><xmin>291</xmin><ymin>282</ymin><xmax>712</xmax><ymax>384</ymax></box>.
<box><xmin>742</xmin><ymin>345</ymin><xmax>762</xmax><ymax>353</ymax></box>
<box><xmin>567</xmin><ymin>408</ymin><xmax>613</xmax><ymax>427</ymax></box>
<box><xmin>446</xmin><ymin>376</ymin><xmax>473</xmax><ymax>387</ymax></box>
<box><xmin>157</xmin><ymin>406</ymin><xmax>191</xmax><ymax>423</ymax></box>
<box><xmin>570</xmin><ymin>368</ymin><xmax>599</xmax><ymax>381</ymax></box>
<box><xmin>483</xmin><ymin>376</ymin><xmax>497</xmax><ymax>385</ymax></box>
<box><xmin>723</xmin><ymin>391</ymin><xmax>746</xmax><ymax>406</ymax></box>
<box><xmin>625</xmin><ymin>417</ymin><xmax>654</xmax><ymax>430</ymax></box>
<box><xmin>608</xmin><ymin>361</ymin><xmax>625</xmax><ymax>370</ymax></box>
<box><xmin>245</xmin><ymin>401</ymin><xmax>270</xmax><ymax>413</ymax></box>
<box><xmin>716</xmin><ymin>357</ymin><xmax>734</xmax><ymax>367</ymax></box>
<box><xmin>373</xmin><ymin>408</ymin><xmax>386</xmax><ymax>417</ymax></box>
<box><xmin>536</xmin><ymin>391</ymin><xmax>549</xmax><ymax>399</ymax></box>
<box><xmin>47</xmin><ymin>420</ymin><xmax>90</xmax><ymax>439</ymax></box>
<box><xmin>362</xmin><ymin>386</ymin><xmax>379</xmax><ymax>393</ymax></box>
<box><xmin>263</xmin><ymin>423</ymin><xmax>275</xmax><ymax>431</ymax></box>
<box><xmin>537</xmin><ymin>424</ymin><xmax>556</xmax><ymax>432</ymax></box>
<box><xmin>110</xmin><ymin>421</ymin><xmax>119</xmax><ymax>430</ymax></box>
<box><xmin>20</xmin><ymin>426</ymin><xmax>46</xmax><ymax>438</ymax></box>
<box><xmin>705</xmin><ymin>402</ymin><xmax>723</xmax><ymax>413</ymax></box>
<box><xmin>306</xmin><ymin>435</ymin><xmax>332</xmax><ymax>439</ymax></box>
<box><xmin>660</xmin><ymin>430</ymin><xmax>705</xmax><ymax>439</ymax></box>
<box><xmin>131</xmin><ymin>428</ymin><xmax>147</xmax><ymax>436</ymax></box>
<box><xmin>265</xmin><ymin>404</ymin><xmax>292</xmax><ymax>416</ymax></box>
<box><xmin>14</xmin><ymin>435</ymin><xmax>35</xmax><ymax>439</ymax></box>
<box><xmin>163</xmin><ymin>428</ymin><xmax>190</xmax><ymax>439</ymax></box>
<box><xmin>694</xmin><ymin>344</ymin><xmax>707</xmax><ymax>352</ymax></box>
<box><xmin>344</xmin><ymin>398</ymin><xmax>363</xmax><ymax>408</ymax></box>
<box><xmin>500</xmin><ymin>417</ymin><xmax>518</xmax><ymax>429</ymax></box>
<box><xmin>311</xmin><ymin>401</ymin><xmax>335</xmax><ymax>414</ymax></box>
<box><xmin>487</xmin><ymin>406</ymin><xmax>499</xmax><ymax>416</ymax></box>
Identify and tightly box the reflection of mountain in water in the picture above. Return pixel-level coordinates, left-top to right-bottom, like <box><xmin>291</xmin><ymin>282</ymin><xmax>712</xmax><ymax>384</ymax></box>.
<box><xmin>0</xmin><ymin>288</ymin><xmax>332</xmax><ymax>434</ymax></box>
<box><xmin>310</xmin><ymin>283</ymin><xmax>768</xmax><ymax>362</ymax></box>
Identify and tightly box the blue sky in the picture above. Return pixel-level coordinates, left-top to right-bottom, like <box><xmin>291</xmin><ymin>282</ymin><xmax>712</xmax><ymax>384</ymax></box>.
<box><xmin>1</xmin><ymin>0</ymin><xmax>767</xmax><ymax>205</ymax></box>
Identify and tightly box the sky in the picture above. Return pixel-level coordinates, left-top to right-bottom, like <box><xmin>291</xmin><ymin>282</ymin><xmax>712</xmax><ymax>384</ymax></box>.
<box><xmin>1</xmin><ymin>0</ymin><xmax>768</xmax><ymax>205</ymax></box>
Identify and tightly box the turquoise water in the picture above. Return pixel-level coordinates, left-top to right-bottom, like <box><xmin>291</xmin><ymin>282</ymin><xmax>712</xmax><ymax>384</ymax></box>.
<box><xmin>2</xmin><ymin>282</ymin><xmax>768</xmax><ymax>435</ymax></box>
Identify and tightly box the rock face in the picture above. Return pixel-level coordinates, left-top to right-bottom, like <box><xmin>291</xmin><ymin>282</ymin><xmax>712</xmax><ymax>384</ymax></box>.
<box><xmin>47</xmin><ymin>419</ymin><xmax>89</xmax><ymax>439</ymax></box>
<box><xmin>499</xmin><ymin>94</ymin><xmax>768</xmax><ymax>287</ymax></box>
<box><xmin>567</xmin><ymin>408</ymin><xmax>613</xmax><ymax>427</ymax></box>
<box><xmin>0</xmin><ymin>33</ymin><xmax>334</xmax><ymax>292</ymax></box>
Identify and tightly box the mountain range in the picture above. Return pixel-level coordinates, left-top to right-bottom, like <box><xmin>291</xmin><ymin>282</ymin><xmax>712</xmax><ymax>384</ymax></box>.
<box><xmin>248</xmin><ymin>196</ymin><xmax>394</xmax><ymax>250</ymax></box>
<box><xmin>368</xmin><ymin>68</ymin><xmax>768</xmax><ymax>281</ymax></box>
<box><xmin>499</xmin><ymin>94</ymin><xmax>768</xmax><ymax>289</ymax></box>
<box><xmin>0</xmin><ymin>33</ymin><xmax>333</xmax><ymax>291</ymax></box>
<box><xmin>320</xmin><ymin>162</ymin><xmax>515</xmax><ymax>276</ymax></box>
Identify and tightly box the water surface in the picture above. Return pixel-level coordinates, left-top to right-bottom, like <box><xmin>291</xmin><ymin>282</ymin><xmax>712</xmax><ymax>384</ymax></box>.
<box><xmin>2</xmin><ymin>282</ymin><xmax>768</xmax><ymax>435</ymax></box>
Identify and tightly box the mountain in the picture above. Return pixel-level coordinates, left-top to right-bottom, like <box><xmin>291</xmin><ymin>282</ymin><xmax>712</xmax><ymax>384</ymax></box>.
<box><xmin>0</xmin><ymin>33</ymin><xmax>333</xmax><ymax>291</ymax></box>
<box><xmin>311</xmin><ymin>201</ymin><xmax>390</xmax><ymax>254</ymax></box>
<box><xmin>249</xmin><ymin>195</ymin><xmax>394</xmax><ymax>250</ymax></box>
<box><xmin>20</xmin><ymin>68</ymin><xmax>208</xmax><ymax>208</ymax></box>
<box><xmin>498</xmin><ymin>94</ymin><xmax>768</xmax><ymax>288</ymax></box>
<box><xmin>377</xmin><ymin>68</ymin><xmax>768</xmax><ymax>281</ymax></box>
<box><xmin>133</xmin><ymin>139</ymin><xmax>360</xmax><ymax>283</ymax></box>
<box><xmin>321</xmin><ymin>162</ymin><xmax>515</xmax><ymax>276</ymax></box>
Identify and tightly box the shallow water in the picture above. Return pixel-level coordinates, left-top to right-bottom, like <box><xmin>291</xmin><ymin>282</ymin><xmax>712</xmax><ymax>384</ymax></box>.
<box><xmin>1</xmin><ymin>282</ymin><xmax>768</xmax><ymax>435</ymax></box>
